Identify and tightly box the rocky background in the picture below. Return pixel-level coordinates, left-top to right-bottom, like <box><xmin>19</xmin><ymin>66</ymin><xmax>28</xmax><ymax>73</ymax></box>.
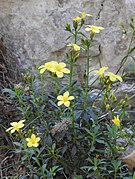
<box><xmin>0</xmin><ymin>0</ymin><xmax>135</xmax><ymax>170</ymax></box>
<box><xmin>0</xmin><ymin>0</ymin><xmax>135</xmax><ymax>72</ymax></box>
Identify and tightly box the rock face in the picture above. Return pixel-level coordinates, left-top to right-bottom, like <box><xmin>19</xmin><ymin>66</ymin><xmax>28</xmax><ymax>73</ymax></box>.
<box><xmin>0</xmin><ymin>0</ymin><xmax>135</xmax><ymax>73</ymax></box>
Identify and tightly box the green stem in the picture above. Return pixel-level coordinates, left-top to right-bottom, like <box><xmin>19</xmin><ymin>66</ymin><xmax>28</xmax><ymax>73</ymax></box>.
<box><xmin>52</xmin><ymin>74</ymin><xmax>59</xmax><ymax>96</ymax></box>
<box><xmin>69</xmin><ymin>57</ymin><xmax>73</xmax><ymax>92</ymax></box>
<box><xmin>71</xmin><ymin>107</ymin><xmax>75</xmax><ymax>130</ymax></box>
<box><xmin>116</xmin><ymin>30</ymin><xmax>135</xmax><ymax>74</ymax></box>
<box><xmin>33</xmin><ymin>148</ymin><xmax>45</xmax><ymax>178</ymax></box>
<box><xmin>40</xmin><ymin>75</ymin><xmax>44</xmax><ymax>97</ymax></box>
<box><xmin>85</xmin><ymin>46</ymin><xmax>90</xmax><ymax>102</ymax></box>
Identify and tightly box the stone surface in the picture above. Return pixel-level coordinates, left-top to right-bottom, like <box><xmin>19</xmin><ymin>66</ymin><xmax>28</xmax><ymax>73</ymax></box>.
<box><xmin>0</xmin><ymin>0</ymin><xmax>135</xmax><ymax>76</ymax></box>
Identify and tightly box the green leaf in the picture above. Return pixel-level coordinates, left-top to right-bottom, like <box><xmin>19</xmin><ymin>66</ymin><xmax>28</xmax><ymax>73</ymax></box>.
<box><xmin>96</xmin><ymin>139</ymin><xmax>105</xmax><ymax>144</ymax></box>
<box><xmin>41</xmin><ymin>163</ymin><xmax>47</xmax><ymax>172</ymax></box>
<box><xmin>2</xmin><ymin>88</ymin><xmax>16</xmax><ymax>98</ymax></box>
<box><xmin>21</xmin><ymin>155</ymin><xmax>27</xmax><ymax>161</ymax></box>
<box><xmin>74</xmin><ymin>175</ymin><xmax>83</xmax><ymax>179</ymax></box>
<box><xmin>13</xmin><ymin>142</ymin><xmax>23</xmax><ymax>148</ymax></box>
<box><xmin>74</xmin><ymin>110</ymin><xmax>83</xmax><ymax>120</ymax></box>
<box><xmin>48</xmin><ymin>100</ymin><xmax>59</xmax><ymax>109</ymax></box>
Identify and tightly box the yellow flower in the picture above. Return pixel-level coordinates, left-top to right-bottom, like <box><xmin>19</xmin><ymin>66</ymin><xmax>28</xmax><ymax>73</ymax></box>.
<box><xmin>94</xmin><ymin>67</ymin><xmax>108</xmax><ymax>77</ymax></box>
<box><xmin>6</xmin><ymin>120</ymin><xmax>25</xmax><ymax>133</ymax></box>
<box><xmin>85</xmin><ymin>25</ymin><xmax>104</xmax><ymax>33</ymax></box>
<box><xmin>67</xmin><ymin>43</ymin><xmax>81</xmax><ymax>51</ymax></box>
<box><xmin>26</xmin><ymin>134</ymin><xmax>40</xmax><ymax>147</ymax></box>
<box><xmin>112</xmin><ymin>115</ymin><xmax>120</xmax><ymax>128</ymax></box>
<box><xmin>51</xmin><ymin>62</ymin><xmax>70</xmax><ymax>78</ymax></box>
<box><xmin>38</xmin><ymin>61</ymin><xmax>70</xmax><ymax>78</ymax></box>
<box><xmin>106</xmin><ymin>72</ymin><xmax>122</xmax><ymax>82</ymax></box>
<box><xmin>77</xmin><ymin>10</ymin><xmax>92</xmax><ymax>19</ymax></box>
<box><xmin>38</xmin><ymin>61</ymin><xmax>56</xmax><ymax>74</ymax></box>
<box><xmin>73</xmin><ymin>16</ymin><xmax>82</xmax><ymax>23</ymax></box>
<box><xmin>73</xmin><ymin>11</ymin><xmax>92</xmax><ymax>22</ymax></box>
<box><xmin>57</xmin><ymin>91</ymin><xmax>74</xmax><ymax>107</ymax></box>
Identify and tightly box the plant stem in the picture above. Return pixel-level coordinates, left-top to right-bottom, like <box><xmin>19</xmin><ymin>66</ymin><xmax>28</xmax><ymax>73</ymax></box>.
<box><xmin>69</xmin><ymin>56</ymin><xmax>73</xmax><ymax>92</ymax></box>
<box><xmin>116</xmin><ymin>30</ymin><xmax>135</xmax><ymax>74</ymax></box>
<box><xmin>40</xmin><ymin>75</ymin><xmax>44</xmax><ymax>97</ymax></box>
<box><xmin>85</xmin><ymin>45</ymin><xmax>90</xmax><ymax>102</ymax></box>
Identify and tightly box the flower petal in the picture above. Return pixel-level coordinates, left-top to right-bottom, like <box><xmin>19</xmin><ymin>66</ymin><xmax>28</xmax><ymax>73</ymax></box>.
<box><xmin>85</xmin><ymin>27</ymin><xmax>91</xmax><ymax>32</ymax></box>
<box><xmin>36</xmin><ymin>137</ymin><xmax>40</xmax><ymax>142</ymax></box>
<box><xmin>10</xmin><ymin>129</ymin><xmax>16</xmax><ymax>133</ymax></box>
<box><xmin>64</xmin><ymin>101</ymin><xmax>70</xmax><ymax>107</ymax></box>
<box><xmin>32</xmin><ymin>143</ymin><xmax>39</xmax><ymax>147</ymax></box>
<box><xmin>10</xmin><ymin>122</ymin><xmax>18</xmax><ymax>126</ymax></box>
<box><xmin>58</xmin><ymin>101</ymin><xmax>63</xmax><ymax>106</ymax></box>
<box><xmin>31</xmin><ymin>134</ymin><xmax>36</xmax><ymax>139</ymax></box>
<box><xmin>62</xmin><ymin>68</ymin><xmax>70</xmax><ymax>73</ymax></box>
<box><xmin>68</xmin><ymin>96</ymin><xmax>74</xmax><ymax>100</ymax></box>
<box><xmin>27</xmin><ymin>142</ymin><xmax>33</xmax><ymax>147</ymax></box>
<box><xmin>116</xmin><ymin>76</ymin><xmax>122</xmax><ymax>82</ymax></box>
<box><xmin>38</xmin><ymin>65</ymin><xmax>45</xmax><ymax>70</ymax></box>
<box><xmin>26</xmin><ymin>138</ymin><xmax>31</xmax><ymax>142</ymax></box>
<box><xmin>56</xmin><ymin>72</ymin><xmax>63</xmax><ymax>78</ymax></box>
<box><xmin>63</xmin><ymin>91</ymin><xmax>69</xmax><ymax>98</ymax></box>
<box><xmin>59</xmin><ymin>62</ymin><xmax>66</xmax><ymax>68</ymax></box>
<box><xmin>57</xmin><ymin>95</ymin><xmax>63</xmax><ymax>100</ymax></box>
<box><xmin>40</xmin><ymin>68</ymin><xmax>46</xmax><ymax>74</ymax></box>
<box><xmin>6</xmin><ymin>127</ymin><xmax>13</xmax><ymax>132</ymax></box>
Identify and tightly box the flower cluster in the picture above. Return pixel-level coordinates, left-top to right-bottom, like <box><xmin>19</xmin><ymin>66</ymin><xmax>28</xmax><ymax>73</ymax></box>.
<box><xmin>94</xmin><ymin>66</ymin><xmax>122</xmax><ymax>82</ymax></box>
<box><xmin>38</xmin><ymin>61</ymin><xmax>70</xmax><ymax>78</ymax></box>
<box><xmin>6</xmin><ymin>120</ymin><xmax>40</xmax><ymax>148</ymax></box>
<box><xmin>73</xmin><ymin>11</ymin><xmax>92</xmax><ymax>22</ymax></box>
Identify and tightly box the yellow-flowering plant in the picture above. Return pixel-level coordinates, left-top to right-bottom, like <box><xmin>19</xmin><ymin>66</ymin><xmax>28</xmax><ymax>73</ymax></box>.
<box><xmin>3</xmin><ymin>12</ymin><xmax>135</xmax><ymax>179</ymax></box>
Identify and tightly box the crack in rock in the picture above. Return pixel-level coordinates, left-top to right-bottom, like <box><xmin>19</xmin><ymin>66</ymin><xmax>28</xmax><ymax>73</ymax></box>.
<box><xmin>96</xmin><ymin>0</ymin><xmax>105</xmax><ymax>20</ymax></box>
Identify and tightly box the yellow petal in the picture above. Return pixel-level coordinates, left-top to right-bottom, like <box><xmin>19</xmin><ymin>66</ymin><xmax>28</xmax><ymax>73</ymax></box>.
<box><xmin>36</xmin><ymin>137</ymin><xmax>40</xmax><ymax>142</ymax></box>
<box><xmin>63</xmin><ymin>91</ymin><xmax>69</xmax><ymax>98</ymax></box>
<box><xmin>26</xmin><ymin>138</ymin><xmax>31</xmax><ymax>142</ymax></box>
<box><xmin>73</xmin><ymin>16</ymin><xmax>81</xmax><ymax>22</ymax></box>
<box><xmin>57</xmin><ymin>95</ymin><xmax>63</xmax><ymax>100</ymax></box>
<box><xmin>116</xmin><ymin>75</ymin><xmax>123</xmax><ymax>82</ymax></box>
<box><xmin>64</xmin><ymin>101</ymin><xmax>70</xmax><ymax>107</ymax></box>
<box><xmin>56</xmin><ymin>72</ymin><xmax>63</xmax><ymax>78</ymax></box>
<box><xmin>62</xmin><ymin>68</ymin><xmax>70</xmax><ymax>73</ymax></box>
<box><xmin>73</xmin><ymin>44</ymin><xmax>80</xmax><ymax>51</ymax></box>
<box><xmin>85</xmin><ymin>27</ymin><xmax>91</xmax><ymax>31</ymax></box>
<box><xmin>27</xmin><ymin>142</ymin><xmax>33</xmax><ymax>147</ymax></box>
<box><xmin>40</xmin><ymin>68</ymin><xmax>46</xmax><ymax>74</ymax></box>
<box><xmin>68</xmin><ymin>96</ymin><xmax>74</xmax><ymax>100</ymax></box>
<box><xmin>59</xmin><ymin>62</ymin><xmax>66</xmax><ymax>68</ymax></box>
<box><xmin>6</xmin><ymin>127</ymin><xmax>13</xmax><ymax>132</ymax></box>
<box><xmin>10</xmin><ymin>122</ymin><xmax>18</xmax><ymax>126</ymax></box>
<box><xmin>10</xmin><ymin>129</ymin><xmax>16</xmax><ymax>133</ymax></box>
<box><xmin>38</xmin><ymin>65</ymin><xmax>45</xmax><ymax>70</ymax></box>
<box><xmin>32</xmin><ymin>143</ymin><xmax>39</xmax><ymax>147</ymax></box>
<box><xmin>31</xmin><ymin>134</ymin><xmax>36</xmax><ymax>139</ymax></box>
<box><xmin>58</xmin><ymin>101</ymin><xmax>63</xmax><ymax>106</ymax></box>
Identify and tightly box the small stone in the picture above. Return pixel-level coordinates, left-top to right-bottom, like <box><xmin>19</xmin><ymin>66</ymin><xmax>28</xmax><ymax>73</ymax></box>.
<box><xmin>123</xmin><ymin>150</ymin><xmax>135</xmax><ymax>171</ymax></box>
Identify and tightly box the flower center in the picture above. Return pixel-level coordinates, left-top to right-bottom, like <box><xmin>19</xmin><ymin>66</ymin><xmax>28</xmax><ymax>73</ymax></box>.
<box><xmin>31</xmin><ymin>139</ymin><xmax>36</xmax><ymax>144</ymax></box>
<box><xmin>55</xmin><ymin>65</ymin><xmax>62</xmax><ymax>72</ymax></box>
<box><xmin>63</xmin><ymin>96</ymin><xmax>68</xmax><ymax>102</ymax></box>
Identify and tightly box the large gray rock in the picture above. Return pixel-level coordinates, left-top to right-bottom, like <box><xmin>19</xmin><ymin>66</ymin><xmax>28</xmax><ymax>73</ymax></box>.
<box><xmin>0</xmin><ymin>0</ymin><xmax>135</xmax><ymax>75</ymax></box>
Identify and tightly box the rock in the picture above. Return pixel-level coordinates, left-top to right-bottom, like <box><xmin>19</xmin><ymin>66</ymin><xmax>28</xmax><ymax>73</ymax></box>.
<box><xmin>123</xmin><ymin>150</ymin><xmax>135</xmax><ymax>171</ymax></box>
<box><xmin>0</xmin><ymin>0</ymin><xmax>134</xmax><ymax>75</ymax></box>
